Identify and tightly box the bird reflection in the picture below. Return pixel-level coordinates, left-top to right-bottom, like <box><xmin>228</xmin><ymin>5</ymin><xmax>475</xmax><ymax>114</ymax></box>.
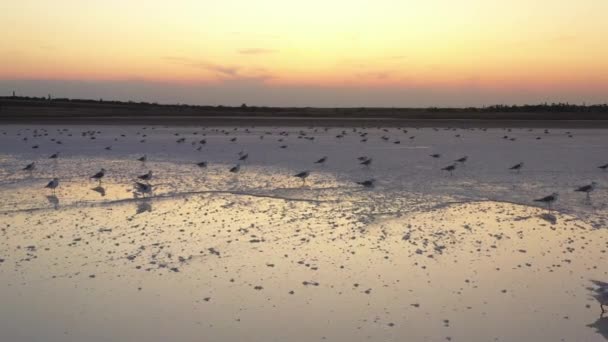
<box><xmin>587</xmin><ymin>315</ymin><xmax>608</xmax><ymax>341</ymax></box>
<box><xmin>135</xmin><ymin>200</ymin><xmax>152</xmax><ymax>215</ymax></box>
<box><xmin>91</xmin><ymin>186</ymin><xmax>106</xmax><ymax>197</ymax></box>
<box><xmin>46</xmin><ymin>195</ymin><xmax>59</xmax><ymax>209</ymax></box>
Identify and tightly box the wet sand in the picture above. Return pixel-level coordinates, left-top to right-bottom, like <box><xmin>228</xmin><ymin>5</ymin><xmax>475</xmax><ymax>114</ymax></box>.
<box><xmin>0</xmin><ymin>124</ymin><xmax>607</xmax><ymax>341</ymax></box>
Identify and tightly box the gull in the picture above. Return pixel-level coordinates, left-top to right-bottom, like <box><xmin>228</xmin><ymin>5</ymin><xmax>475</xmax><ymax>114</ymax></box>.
<box><xmin>49</xmin><ymin>152</ymin><xmax>59</xmax><ymax>159</ymax></box>
<box><xmin>230</xmin><ymin>164</ymin><xmax>241</xmax><ymax>173</ymax></box>
<box><xmin>357</xmin><ymin>179</ymin><xmax>375</xmax><ymax>188</ymax></box>
<box><xmin>455</xmin><ymin>156</ymin><xmax>468</xmax><ymax>163</ymax></box>
<box><xmin>589</xmin><ymin>280</ymin><xmax>608</xmax><ymax>314</ymax></box>
<box><xmin>45</xmin><ymin>178</ymin><xmax>59</xmax><ymax>193</ymax></box>
<box><xmin>91</xmin><ymin>168</ymin><xmax>106</xmax><ymax>184</ymax></box>
<box><xmin>360</xmin><ymin>158</ymin><xmax>372</xmax><ymax>167</ymax></box>
<box><xmin>138</xmin><ymin>171</ymin><xmax>153</xmax><ymax>182</ymax></box>
<box><xmin>137</xmin><ymin>155</ymin><xmax>147</xmax><ymax>162</ymax></box>
<box><xmin>509</xmin><ymin>162</ymin><xmax>524</xmax><ymax>173</ymax></box>
<box><xmin>534</xmin><ymin>192</ymin><xmax>558</xmax><ymax>209</ymax></box>
<box><xmin>442</xmin><ymin>164</ymin><xmax>456</xmax><ymax>176</ymax></box>
<box><xmin>599</xmin><ymin>163</ymin><xmax>608</xmax><ymax>171</ymax></box>
<box><xmin>315</xmin><ymin>156</ymin><xmax>327</xmax><ymax>164</ymax></box>
<box><xmin>23</xmin><ymin>162</ymin><xmax>35</xmax><ymax>171</ymax></box>
<box><xmin>294</xmin><ymin>170</ymin><xmax>310</xmax><ymax>185</ymax></box>
<box><xmin>197</xmin><ymin>161</ymin><xmax>208</xmax><ymax>168</ymax></box>
<box><xmin>575</xmin><ymin>181</ymin><xmax>597</xmax><ymax>199</ymax></box>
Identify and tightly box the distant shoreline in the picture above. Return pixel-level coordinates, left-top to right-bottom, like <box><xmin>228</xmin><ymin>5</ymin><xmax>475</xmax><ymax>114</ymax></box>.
<box><xmin>2</xmin><ymin>97</ymin><xmax>608</xmax><ymax>127</ymax></box>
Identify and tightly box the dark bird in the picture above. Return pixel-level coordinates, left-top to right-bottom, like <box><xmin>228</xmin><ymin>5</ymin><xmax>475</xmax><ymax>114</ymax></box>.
<box><xmin>575</xmin><ymin>181</ymin><xmax>597</xmax><ymax>199</ymax></box>
<box><xmin>455</xmin><ymin>156</ymin><xmax>468</xmax><ymax>163</ymax></box>
<box><xmin>23</xmin><ymin>162</ymin><xmax>35</xmax><ymax>171</ymax></box>
<box><xmin>91</xmin><ymin>168</ymin><xmax>106</xmax><ymax>184</ymax></box>
<box><xmin>509</xmin><ymin>162</ymin><xmax>524</xmax><ymax>172</ymax></box>
<box><xmin>49</xmin><ymin>152</ymin><xmax>59</xmax><ymax>159</ymax></box>
<box><xmin>599</xmin><ymin>163</ymin><xmax>608</xmax><ymax>171</ymax></box>
<box><xmin>230</xmin><ymin>164</ymin><xmax>241</xmax><ymax>173</ymax></box>
<box><xmin>105</xmin><ymin>146</ymin><xmax>112</xmax><ymax>150</ymax></box>
<box><xmin>430</xmin><ymin>154</ymin><xmax>441</xmax><ymax>158</ymax></box>
<box><xmin>534</xmin><ymin>192</ymin><xmax>558</xmax><ymax>208</ymax></box>
<box><xmin>315</xmin><ymin>156</ymin><xmax>327</xmax><ymax>164</ymax></box>
<box><xmin>357</xmin><ymin>179</ymin><xmax>375</xmax><ymax>188</ymax></box>
<box><xmin>137</xmin><ymin>155</ymin><xmax>147</xmax><ymax>162</ymax></box>
<box><xmin>239</xmin><ymin>153</ymin><xmax>249</xmax><ymax>161</ymax></box>
<box><xmin>45</xmin><ymin>178</ymin><xmax>59</xmax><ymax>193</ymax></box>
<box><xmin>197</xmin><ymin>161</ymin><xmax>208</xmax><ymax>168</ymax></box>
<box><xmin>360</xmin><ymin>158</ymin><xmax>372</xmax><ymax>167</ymax></box>
<box><xmin>138</xmin><ymin>171</ymin><xmax>152</xmax><ymax>182</ymax></box>
<box><xmin>442</xmin><ymin>164</ymin><xmax>456</xmax><ymax>175</ymax></box>
<box><xmin>294</xmin><ymin>170</ymin><xmax>310</xmax><ymax>185</ymax></box>
<box><xmin>589</xmin><ymin>280</ymin><xmax>608</xmax><ymax>314</ymax></box>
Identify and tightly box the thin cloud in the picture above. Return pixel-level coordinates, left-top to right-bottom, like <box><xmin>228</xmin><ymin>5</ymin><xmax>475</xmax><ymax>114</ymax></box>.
<box><xmin>163</xmin><ymin>56</ymin><xmax>239</xmax><ymax>77</ymax></box>
<box><xmin>237</xmin><ymin>48</ymin><xmax>277</xmax><ymax>55</ymax></box>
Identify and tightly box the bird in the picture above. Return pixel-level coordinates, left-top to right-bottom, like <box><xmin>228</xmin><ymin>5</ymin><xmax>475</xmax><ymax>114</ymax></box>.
<box><xmin>430</xmin><ymin>154</ymin><xmax>441</xmax><ymax>158</ymax></box>
<box><xmin>45</xmin><ymin>178</ymin><xmax>59</xmax><ymax>193</ymax></box>
<box><xmin>589</xmin><ymin>280</ymin><xmax>608</xmax><ymax>315</ymax></box>
<box><xmin>197</xmin><ymin>161</ymin><xmax>208</xmax><ymax>168</ymax></box>
<box><xmin>294</xmin><ymin>171</ymin><xmax>310</xmax><ymax>185</ymax></box>
<box><xmin>455</xmin><ymin>156</ymin><xmax>468</xmax><ymax>163</ymax></box>
<box><xmin>357</xmin><ymin>179</ymin><xmax>375</xmax><ymax>188</ymax></box>
<box><xmin>138</xmin><ymin>171</ymin><xmax>152</xmax><ymax>182</ymax></box>
<box><xmin>442</xmin><ymin>164</ymin><xmax>456</xmax><ymax>176</ymax></box>
<box><xmin>91</xmin><ymin>168</ymin><xmax>106</xmax><ymax>184</ymax></box>
<box><xmin>23</xmin><ymin>162</ymin><xmax>35</xmax><ymax>171</ymax></box>
<box><xmin>360</xmin><ymin>158</ymin><xmax>372</xmax><ymax>167</ymax></box>
<box><xmin>315</xmin><ymin>156</ymin><xmax>327</xmax><ymax>164</ymax></box>
<box><xmin>239</xmin><ymin>153</ymin><xmax>249</xmax><ymax>161</ymax></box>
<box><xmin>230</xmin><ymin>164</ymin><xmax>240</xmax><ymax>173</ymax></box>
<box><xmin>534</xmin><ymin>192</ymin><xmax>558</xmax><ymax>208</ymax></box>
<box><xmin>599</xmin><ymin>163</ymin><xmax>608</xmax><ymax>171</ymax></box>
<box><xmin>509</xmin><ymin>162</ymin><xmax>524</xmax><ymax>173</ymax></box>
<box><xmin>575</xmin><ymin>181</ymin><xmax>597</xmax><ymax>199</ymax></box>
<box><xmin>137</xmin><ymin>155</ymin><xmax>147</xmax><ymax>162</ymax></box>
<box><xmin>49</xmin><ymin>152</ymin><xmax>59</xmax><ymax>159</ymax></box>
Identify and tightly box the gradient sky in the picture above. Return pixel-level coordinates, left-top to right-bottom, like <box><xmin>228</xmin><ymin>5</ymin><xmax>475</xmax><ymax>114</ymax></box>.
<box><xmin>1</xmin><ymin>0</ymin><xmax>607</xmax><ymax>106</ymax></box>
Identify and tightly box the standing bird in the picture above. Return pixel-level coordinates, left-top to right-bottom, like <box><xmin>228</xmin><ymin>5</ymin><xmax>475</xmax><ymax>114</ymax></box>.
<box><xmin>294</xmin><ymin>171</ymin><xmax>310</xmax><ymax>185</ymax></box>
<box><xmin>45</xmin><ymin>178</ymin><xmax>59</xmax><ymax>193</ymax></box>
<box><xmin>357</xmin><ymin>179</ymin><xmax>375</xmax><ymax>188</ymax></box>
<box><xmin>534</xmin><ymin>192</ymin><xmax>558</xmax><ymax>208</ymax></box>
<box><xmin>138</xmin><ymin>171</ymin><xmax>153</xmax><ymax>182</ymax></box>
<box><xmin>575</xmin><ymin>181</ymin><xmax>597</xmax><ymax>200</ymax></box>
<box><xmin>197</xmin><ymin>161</ymin><xmax>208</xmax><ymax>168</ymax></box>
<box><xmin>442</xmin><ymin>164</ymin><xmax>456</xmax><ymax>176</ymax></box>
<box><xmin>134</xmin><ymin>182</ymin><xmax>152</xmax><ymax>195</ymax></box>
<box><xmin>509</xmin><ymin>162</ymin><xmax>524</xmax><ymax>173</ymax></box>
<box><xmin>455</xmin><ymin>156</ymin><xmax>468</xmax><ymax>163</ymax></box>
<box><xmin>360</xmin><ymin>158</ymin><xmax>372</xmax><ymax>167</ymax></box>
<box><xmin>239</xmin><ymin>153</ymin><xmax>249</xmax><ymax>161</ymax></box>
<box><xmin>230</xmin><ymin>164</ymin><xmax>241</xmax><ymax>173</ymax></box>
<box><xmin>49</xmin><ymin>152</ymin><xmax>59</xmax><ymax>159</ymax></box>
<box><xmin>589</xmin><ymin>280</ymin><xmax>608</xmax><ymax>314</ymax></box>
<box><xmin>137</xmin><ymin>155</ymin><xmax>147</xmax><ymax>162</ymax></box>
<box><xmin>91</xmin><ymin>168</ymin><xmax>106</xmax><ymax>184</ymax></box>
<box><xmin>315</xmin><ymin>156</ymin><xmax>327</xmax><ymax>164</ymax></box>
<box><xmin>599</xmin><ymin>163</ymin><xmax>608</xmax><ymax>171</ymax></box>
<box><xmin>23</xmin><ymin>162</ymin><xmax>36</xmax><ymax>172</ymax></box>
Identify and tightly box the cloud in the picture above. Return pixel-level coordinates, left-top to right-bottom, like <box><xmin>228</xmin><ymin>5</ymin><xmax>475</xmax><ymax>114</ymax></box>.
<box><xmin>163</xmin><ymin>56</ymin><xmax>239</xmax><ymax>77</ymax></box>
<box><xmin>237</xmin><ymin>48</ymin><xmax>277</xmax><ymax>55</ymax></box>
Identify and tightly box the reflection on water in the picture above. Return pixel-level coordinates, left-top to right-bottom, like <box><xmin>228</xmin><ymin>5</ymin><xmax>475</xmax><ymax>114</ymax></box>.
<box><xmin>588</xmin><ymin>316</ymin><xmax>608</xmax><ymax>341</ymax></box>
<box><xmin>91</xmin><ymin>185</ymin><xmax>106</xmax><ymax>197</ymax></box>
<box><xmin>135</xmin><ymin>200</ymin><xmax>152</xmax><ymax>215</ymax></box>
<box><xmin>45</xmin><ymin>194</ymin><xmax>59</xmax><ymax>209</ymax></box>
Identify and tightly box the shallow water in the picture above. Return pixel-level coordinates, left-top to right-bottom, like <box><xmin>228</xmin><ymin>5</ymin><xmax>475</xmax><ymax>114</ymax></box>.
<box><xmin>0</xmin><ymin>124</ymin><xmax>607</xmax><ymax>341</ymax></box>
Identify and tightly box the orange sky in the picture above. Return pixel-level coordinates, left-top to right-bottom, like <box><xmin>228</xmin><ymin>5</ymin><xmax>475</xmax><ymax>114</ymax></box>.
<box><xmin>1</xmin><ymin>0</ymin><xmax>607</xmax><ymax>106</ymax></box>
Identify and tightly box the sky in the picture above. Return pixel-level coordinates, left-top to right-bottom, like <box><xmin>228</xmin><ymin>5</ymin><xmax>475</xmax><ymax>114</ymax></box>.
<box><xmin>1</xmin><ymin>0</ymin><xmax>607</xmax><ymax>107</ymax></box>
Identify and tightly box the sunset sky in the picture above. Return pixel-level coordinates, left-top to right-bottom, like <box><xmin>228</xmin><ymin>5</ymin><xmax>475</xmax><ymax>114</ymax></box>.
<box><xmin>1</xmin><ymin>0</ymin><xmax>607</xmax><ymax>106</ymax></box>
